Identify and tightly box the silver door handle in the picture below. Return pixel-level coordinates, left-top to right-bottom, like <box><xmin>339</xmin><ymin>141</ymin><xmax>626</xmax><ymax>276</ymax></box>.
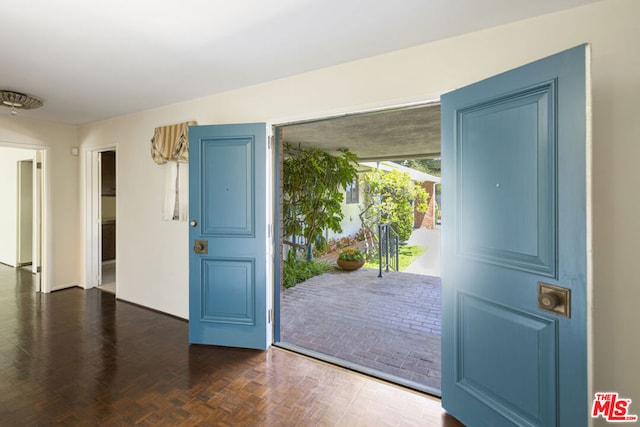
<box><xmin>190</xmin><ymin>220</ymin><xmax>198</xmax><ymax>227</ymax></box>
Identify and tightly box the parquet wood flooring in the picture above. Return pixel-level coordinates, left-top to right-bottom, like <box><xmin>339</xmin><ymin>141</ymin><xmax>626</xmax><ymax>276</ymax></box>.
<box><xmin>0</xmin><ymin>265</ymin><xmax>463</xmax><ymax>426</ymax></box>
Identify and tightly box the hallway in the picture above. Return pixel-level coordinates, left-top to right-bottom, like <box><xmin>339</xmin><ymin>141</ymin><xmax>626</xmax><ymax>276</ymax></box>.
<box><xmin>0</xmin><ymin>264</ymin><xmax>461</xmax><ymax>426</ymax></box>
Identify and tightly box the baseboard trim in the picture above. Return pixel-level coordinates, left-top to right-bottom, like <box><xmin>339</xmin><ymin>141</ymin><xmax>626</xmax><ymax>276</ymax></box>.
<box><xmin>50</xmin><ymin>282</ymin><xmax>79</xmax><ymax>292</ymax></box>
<box><xmin>115</xmin><ymin>297</ymin><xmax>188</xmax><ymax>322</ymax></box>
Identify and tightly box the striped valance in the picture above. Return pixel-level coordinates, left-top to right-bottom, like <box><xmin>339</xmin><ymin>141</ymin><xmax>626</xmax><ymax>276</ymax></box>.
<box><xmin>150</xmin><ymin>121</ymin><xmax>197</xmax><ymax>164</ymax></box>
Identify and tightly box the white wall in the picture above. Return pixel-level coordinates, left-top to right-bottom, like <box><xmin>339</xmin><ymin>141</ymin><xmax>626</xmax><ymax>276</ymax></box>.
<box><xmin>326</xmin><ymin>177</ymin><xmax>365</xmax><ymax>241</ymax></box>
<box><xmin>0</xmin><ymin>147</ymin><xmax>35</xmax><ymax>266</ymax></box>
<box><xmin>0</xmin><ymin>116</ymin><xmax>79</xmax><ymax>290</ymax></box>
<box><xmin>77</xmin><ymin>0</ymin><xmax>639</xmax><ymax>412</ymax></box>
<box><xmin>327</xmin><ymin>200</ymin><xmax>363</xmax><ymax>241</ymax></box>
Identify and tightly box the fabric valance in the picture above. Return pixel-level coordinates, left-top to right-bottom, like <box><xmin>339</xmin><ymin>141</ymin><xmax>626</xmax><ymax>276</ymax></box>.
<box><xmin>150</xmin><ymin>121</ymin><xmax>197</xmax><ymax>164</ymax></box>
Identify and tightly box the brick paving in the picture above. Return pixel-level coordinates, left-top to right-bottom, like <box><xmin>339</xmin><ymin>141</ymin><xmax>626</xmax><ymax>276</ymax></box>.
<box><xmin>280</xmin><ymin>267</ymin><xmax>441</xmax><ymax>394</ymax></box>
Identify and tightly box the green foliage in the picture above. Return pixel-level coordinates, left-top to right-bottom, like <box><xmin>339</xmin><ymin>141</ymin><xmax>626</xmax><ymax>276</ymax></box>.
<box><xmin>338</xmin><ymin>248</ymin><xmax>364</xmax><ymax>262</ymax></box>
<box><xmin>361</xmin><ymin>169</ymin><xmax>429</xmax><ymax>241</ymax></box>
<box><xmin>283</xmin><ymin>252</ymin><xmax>332</xmax><ymax>289</ymax></box>
<box><xmin>283</xmin><ymin>144</ymin><xmax>359</xmax><ymax>250</ymax></box>
<box><xmin>363</xmin><ymin>244</ymin><xmax>427</xmax><ymax>271</ymax></box>
<box><xmin>400</xmin><ymin>158</ymin><xmax>441</xmax><ymax>177</ymax></box>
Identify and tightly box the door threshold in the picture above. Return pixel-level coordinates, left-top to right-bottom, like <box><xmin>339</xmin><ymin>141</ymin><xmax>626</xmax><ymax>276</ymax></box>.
<box><xmin>275</xmin><ymin>341</ymin><xmax>441</xmax><ymax>398</ymax></box>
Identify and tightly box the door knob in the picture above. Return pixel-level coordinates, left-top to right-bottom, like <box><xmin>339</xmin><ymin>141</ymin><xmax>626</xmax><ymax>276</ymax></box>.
<box><xmin>190</xmin><ymin>220</ymin><xmax>198</xmax><ymax>227</ymax></box>
<box><xmin>538</xmin><ymin>292</ymin><xmax>559</xmax><ymax>310</ymax></box>
<box><xmin>194</xmin><ymin>240</ymin><xmax>208</xmax><ymax>254</ymax></box>
<box><xmin>537</xmin><ymin>282</ymin><xmax>571</xmax><ymax>318</ymax></box>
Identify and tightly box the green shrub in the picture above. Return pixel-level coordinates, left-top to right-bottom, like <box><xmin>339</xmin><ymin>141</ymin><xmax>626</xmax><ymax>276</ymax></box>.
<box><xmin>361</xmin><ymin>169</ymin><xmax>429</xmax><ymax>241</ymax></box>
<box><xmin>283</xmin><ymin>255</ymin><xmax>332</xmax><ymax>289</ymax></box>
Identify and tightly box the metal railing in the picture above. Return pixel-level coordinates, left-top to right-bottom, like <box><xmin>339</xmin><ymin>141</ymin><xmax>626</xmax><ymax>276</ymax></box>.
<box><xmin>378</xmin><ymin>223</ymin><xmax>400</xmax><ymax>277</ymax></box>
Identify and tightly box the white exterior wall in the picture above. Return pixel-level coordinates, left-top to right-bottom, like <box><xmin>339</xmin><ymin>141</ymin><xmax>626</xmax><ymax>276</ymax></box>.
<box><xmin>326</xmin><ymin>174</ymin><xmax>365</xmax><ymax>241</ymax></box>
<box><xmin>327</xmin><ymin>199</ymin><xmax>363</xmax><ymax>241</ymax></box>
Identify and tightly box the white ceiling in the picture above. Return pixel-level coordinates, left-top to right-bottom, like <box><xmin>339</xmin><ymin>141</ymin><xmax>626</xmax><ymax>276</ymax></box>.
<box><xmin>0</xmin><ymin>0</ymin><xmax>600</xmax><ymax>125</ymax></box>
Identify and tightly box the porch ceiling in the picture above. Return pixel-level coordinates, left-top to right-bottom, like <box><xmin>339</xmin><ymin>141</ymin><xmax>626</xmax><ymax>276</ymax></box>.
<box><xmin>280</xmin><ymin>104</ymin><xmax>441</xmax><ymax>161</ymax></box>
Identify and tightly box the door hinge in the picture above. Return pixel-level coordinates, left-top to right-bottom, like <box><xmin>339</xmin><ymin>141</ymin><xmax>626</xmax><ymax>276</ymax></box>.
<box><xmin>36</xmin><ymin>266</ymin><xmax>41</xmax><ymax>273</ymax></box>
<box><xmin>268</xmin><ymin>309</ymin><xmax>273</xmax><ymax>324</ymax></box>
<box><xmin>36</xmin><ymin>162</ymin><xmax>42</xmax><ymax>169</ymax></box>
<box><xmin>268</xmin><ymin>223</ymin><xmax>272</xmax><ymax>238</ymax></box>
<box><xmin>268</xmin><ymin>135</ymin><xmax>274</xmax><ymax>150</ymax></box>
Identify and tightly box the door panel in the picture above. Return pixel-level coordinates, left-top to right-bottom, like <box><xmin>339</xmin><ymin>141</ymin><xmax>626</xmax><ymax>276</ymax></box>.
<box><xmin>458</xmin><ymin>84</ymin><xmax>556</xmax><ymax>277</ymax></box>
<box><xmin>442</xmin><ymin>45</ymin><xmax>588</xmax><ymax>426</ymax></box>
<box><xmin>202</xmin><ymin>140</ymin><xmax>255</xmax><ymax>236</ymax></box>
<box><xmin>456</xmin><ymin>293</ymin><xmax>557</xmax><ymax>425</ymax></box>
<box><xmin>189</xmin><ymin>123</ymin><xmax>269</xmax><ymax>350</ymax></box>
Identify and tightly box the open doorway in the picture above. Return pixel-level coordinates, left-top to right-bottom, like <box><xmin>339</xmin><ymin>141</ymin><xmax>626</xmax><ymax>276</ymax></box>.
<box><xmin>274</xmin><ymin>103</ymin><xmax>443</xmax><ymax>395</ymax></box>
<box><xmin>99</xmin><ymin>150</ymin><xmax>116</xmax><ymax>294</ymax></box>
<box><xmin>85</xmin><ymin>147</ymin><xmax>117</xmax><ymax>294</ymax></box>
<box><xmin>0</xmin><ymin>146</ymin><xmax>44</xmax><ymax>292</ymax></box>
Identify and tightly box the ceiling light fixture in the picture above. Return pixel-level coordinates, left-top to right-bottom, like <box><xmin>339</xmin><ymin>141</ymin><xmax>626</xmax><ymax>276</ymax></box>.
<box><xmin>1</xmin><ymin>90</ymin><xmax>44</xmax><ymax>116</ymax></box>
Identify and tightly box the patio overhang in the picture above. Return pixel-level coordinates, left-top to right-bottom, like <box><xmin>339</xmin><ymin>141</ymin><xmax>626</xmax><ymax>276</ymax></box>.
<box><xmin>280</xmin><ymin>103</ymin><xmax>440</xmax><ymax>161</ymax></box>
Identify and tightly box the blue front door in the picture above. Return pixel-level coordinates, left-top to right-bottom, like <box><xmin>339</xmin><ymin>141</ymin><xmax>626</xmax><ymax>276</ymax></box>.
<box><xmin>441</xmin><ymin>45</ymin><xmax>589</xmax><ymax>426</ymax></box>
<box><xmin>189</xmin><ymin>123</ymin><xmax>269</xmax><ymax>350</ymax></box>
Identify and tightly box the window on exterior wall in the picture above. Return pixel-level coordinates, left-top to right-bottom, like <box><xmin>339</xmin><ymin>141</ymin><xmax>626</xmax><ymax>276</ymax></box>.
<box><xmin>346</xmin><ymin>178</ymin><xmax>359</xmax><ymax>204</ymax></box>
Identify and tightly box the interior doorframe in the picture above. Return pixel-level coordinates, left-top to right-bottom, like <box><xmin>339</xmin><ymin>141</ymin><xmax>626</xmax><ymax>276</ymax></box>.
<box><xmin>0</xmin><ymin>141</ymin><xmax>49</xmax><ymax>293</ymax></box>
<box><xmin>84</xmin><ymin>144</ymin><xmax>117</xmax><ymax>289</ymax></box>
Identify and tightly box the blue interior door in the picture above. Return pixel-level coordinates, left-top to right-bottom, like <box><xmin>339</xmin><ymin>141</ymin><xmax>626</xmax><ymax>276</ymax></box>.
<box><xmin>441</xmin><ymin>45</ymin><xmax>589</xmax><ymax>426</ymax></box>
<box><xmin>189</xmin><ymin>123</ymin><xmax>269</xmax><ymax>350</ymax></box>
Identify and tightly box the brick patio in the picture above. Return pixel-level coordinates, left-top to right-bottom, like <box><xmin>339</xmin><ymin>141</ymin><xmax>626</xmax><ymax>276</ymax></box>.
<box><xmin>280</xmin><ymin>267</ymin><xmax>441</xmax><ymax>395</ymax></box>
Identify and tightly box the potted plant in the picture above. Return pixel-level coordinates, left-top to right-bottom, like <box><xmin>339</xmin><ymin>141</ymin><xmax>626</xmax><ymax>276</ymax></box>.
<box><xmin>337</xmin><ymin>248</ymin><xmax>365</xmax><ymax>271</ymax></box>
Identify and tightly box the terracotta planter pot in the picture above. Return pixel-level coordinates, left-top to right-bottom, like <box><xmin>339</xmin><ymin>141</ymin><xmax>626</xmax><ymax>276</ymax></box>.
<box><xmin>337</xmin><ymin>259</ymin><xmax>365</xmax><ymax>271</ymax></box>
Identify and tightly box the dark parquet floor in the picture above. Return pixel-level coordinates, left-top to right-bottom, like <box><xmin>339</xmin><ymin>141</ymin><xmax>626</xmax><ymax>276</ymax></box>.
<box><xmin>0</xmin><ymin>264</ymin><xmax>463</xmax><ymax>426</ymax></box>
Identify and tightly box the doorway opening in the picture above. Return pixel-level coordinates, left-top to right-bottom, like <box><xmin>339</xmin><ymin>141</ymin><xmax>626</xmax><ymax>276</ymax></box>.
<box><xmin>99</xmin><ymin>150</ymin><xmax>116</xmax><ymax>294</ymax></box>
<box><xmin>273</xmin><ymin>102</ymin><xmax>443</xmax><ymax>395</ymax></box>
<box><xmin>86</xmin><ymin>147</ymin><xmax>117</xmax><ymax>294</ymax></box>
<box><xmin>0</xmin><ymin>146</ymin><xmax>45</xmax><ymax>292</ymax></box>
